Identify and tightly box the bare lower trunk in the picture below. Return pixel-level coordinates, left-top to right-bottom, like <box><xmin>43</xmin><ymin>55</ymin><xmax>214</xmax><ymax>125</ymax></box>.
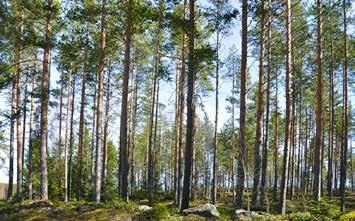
<box><xmin>327</xmin><ymin>0</ymin><xmax>334</xmax><ymax>198</ymax></box>
<box><xmin>340</xmin><ymin>0</ymin><xmax>348</xmax><ymax>212</ymax></box>
<box><xmin>76</xmin><ymin>48</ymin><xmax>88</xmax><ymax>201</ymax></box>
<box><xmin>279</xmin><ymin>0</ymin><xmax>292</xmax><ymax>214</ymax></box>
<box><xmin>235</xmin><ymin>0</ymin><xmax>247</xmax><ymax>209</ymax></box>
<box><xmin>28</xmin><ymin>69</ymin><xmax>36</xmax><ymax>200</ymax></box>
<box><xmin>260</xmin><ymin>7</ymin><xmax>271</xmax><ymax>206</ymax></box>
<box><xmin>102</xmin><ymin>60</ymin><xmax>112</xmax><ymax>191</ymax></box>
<box><xmin>94</xmin><ymin>0</ymin><xmax>106</xmax><ymax>203</ymax></box>
<box><xmin>252</xmin><ymin>0</ymin><xmax>265</xmax><ymax>208</ymax></box>
<box><xmin>64</xmin><ymin>69</ymin><xmax>72</xmax><ymax>202</ymax></box>
<box><xmin>313</xmin><ymin>0</ymin><xmax>323</xmax><ymax>203</ymax></box>
<box><xmin>212</xmin><ymin>0</ymin><xmax>220</xmax><ymax>205</ymax></box>
<box><xmin>16</xmin><ymin>4</ymin><xmax>24</xmax><ymax>202</ymax></box>
<box><xmin>8</xmin><ymin>78</ymin><xmax>16</xmax><ymax>200</ymax></box>
<box><xmin>273</xmin><ymin>69</ymin><xmax>279</xmax><ymax>200</ymax></box>
<box><xmin>68</xmin><ymin>78</ymin><xmax>76</xmax><ymax>200</ymax></box>
<box><xmin>39</xmin><ymin>5</ymin><xmax>52</xmax><ymax>200</ymax></box>
<box><xmin>129</xmin><ymin>61</ymin><xmax>138</xmax><ymax>196</ymax></box>
<box><xmin>180</xmin><ymin>0</ymin><xmax>195</xmax><ymax>211</ymax></box>
<box><xmin>119</xmin><ymin>0</ymin><xmax>133</xmax><ymax>201</ymax></box>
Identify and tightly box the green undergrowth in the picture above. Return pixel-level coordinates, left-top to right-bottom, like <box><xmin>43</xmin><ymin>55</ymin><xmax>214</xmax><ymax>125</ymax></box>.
<box><xmin>0</xmin><ymin>194</ymin><xmax>354</xmax><ymax>221</ymax></box>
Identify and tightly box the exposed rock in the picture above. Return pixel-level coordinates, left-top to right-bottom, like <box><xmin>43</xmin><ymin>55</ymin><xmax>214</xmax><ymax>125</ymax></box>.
<box><xmin>76</xmin><ymin>205</ymin><xmax>91</xmax><ymax>213</ymax></box>
<box><xmin>138</xmin><ymin>205</ymin><xmax>152</xmax><ymax>211</ymax></box>
<box><xmin>183</xmin><ymin>203</ymin><xmax>220</xmax><ymax>218</ymax></box>
<box><xmin>233</xmin><ymin>209</ymin><xmax>270</xmax><ymax>220</ymax></box>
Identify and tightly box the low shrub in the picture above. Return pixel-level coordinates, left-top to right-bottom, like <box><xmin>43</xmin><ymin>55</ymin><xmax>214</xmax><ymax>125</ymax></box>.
<box><xmin>340</xmin><ymin>211</ymin><xmax>355</xmax><ymax>221</ymax></box>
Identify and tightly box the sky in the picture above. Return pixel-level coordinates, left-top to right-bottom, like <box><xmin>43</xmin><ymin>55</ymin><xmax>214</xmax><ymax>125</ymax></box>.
<box><xmin>0</xmin><ymin>0</ymin><xmax>354</xmax><ymax>184</ymax></box>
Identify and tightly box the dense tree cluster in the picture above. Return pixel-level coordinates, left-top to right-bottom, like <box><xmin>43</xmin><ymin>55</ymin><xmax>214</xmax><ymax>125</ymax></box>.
<box><xmin>0</xmin><ymin>0</ymin><xmax>353</xmax><ymax>215</ymax></box>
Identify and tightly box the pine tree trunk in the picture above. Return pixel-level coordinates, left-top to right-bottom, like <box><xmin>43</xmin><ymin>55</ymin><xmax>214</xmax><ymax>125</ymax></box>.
<box><xmin>231</xmin><ymin>62</ymin><xmax>236</xmax><ymax>203</ymax></box>
<box><xmin>57</xmin><ymin>72</ymin><xmax>64</xmax><ymax>200</ymax></box>
<box><xmin>15</xmin><ymin>4</ymin><xmax>24</xmax><ymax>202</ymax></box>
<box><xmin>102</xmin><ymin>60</ymin><xmax>111</xmax><ymax>192</ymax></box>
<box><xmin>39</xmin><ymin>2</ymin><xmax>52</xmax><ymax>199</ymax></box>
<box><xmin>90</xmin><ymin>77</ymin><xmax>97</xmax><ymax>199</ymax></box>
<box><xmin>21</xmin><ymin>85</ymin><xmax>27</xmax><ymax>197</ymax></box>
<box><xmin>119</xmin><ymin>0</ymin><xmax>133</xmax><ymax>201</ymax></box>
<box><xmin>290</xmin><ymin>67</ymin><xmax>296</xmax><ymax>200</ymax></box>
<box><xmin>260</xmin><ymin>6</ymin><xmax>271</xmax><ymax>206</ymax></box>
<box><xmin>152</xmin><ymin>79</ymin><xmax>160</xmax><ymax>193</ymax></box>
<box><xmin>28</xmin><ymin>68</ymin><xmax>36</xmax><ymax>200</ymax></box>
<box><xmin>174</xmin><ymin>50</ymin><xmax>179</xmax><ymax>204</ymax></box>
<box><xmin>177</xmin><ymin>1</ymin><xmax>186</xmax><ymax>208</ymax></box>
<box><xmin>8</xmin><ymin>78</ymin><xmax>16</xmax><ymax>200</ymax></box>
<box><xmin>252</xmin><ymin>0</ymin><xmax>265</xmax><ymax>208</ymax></box>
<box><xmin>129</xmin><ymin>61</ymin><xmax>138</xmax><ymax>196</ymax></box>
<box><xmin>279</xmin><ymin>0</ymin><xmax>292</xmax><ymax>214</ymax></box>
<box><xmin>147</xmin><ymin>35</ymin><xmax>159</xmax><ymax>207</ymax></box>
<box><xmin>313</xmin><ymin>0</ymin><xmax>323</xmax><ymax>203</ymax></box>
<box><xmin>272</xmin><ymin>69</ymin><xmax>279</xmax><ymax>200</ymax></box>
<box><xmin>64</xmin><ymin>69</ymin><xmax>72</xmax><ymax>202</ymax></box>
<box><xmin>212</xmin><ymin>0</ymin><xmax>220</xmax><ymax>205</ymax></box>
<box><xmin>327</xmin><ymin>0</ymin><xmax>335</xmax><ymax>198</ymax></box>
<box><xmin>180</xmin><ymin>0</ymin><xmax>195</xmax><ymax>211</ymax></box>
<box><xmin>340</xmin><ymin>0</ymin><xmax>348</xmax><ymax>212</ymax></box>
<box><xmin>68</xmin><ymin>78</ymin><xmax>75</xmax><ymax>200</ymax></box>
<box><xmin>76</xmin><ymin>48</ymin><xmax>87</xmax><ymax>201</ymax></box>
<box><xmin>95</xmin><ymin>0</ymin><xmax>106</xmax><ymax>202</ymax></box>
<box><xmin>235</xmin><ymin>0</ymin><xmax>247</xmax><ymax>209</ymax></box>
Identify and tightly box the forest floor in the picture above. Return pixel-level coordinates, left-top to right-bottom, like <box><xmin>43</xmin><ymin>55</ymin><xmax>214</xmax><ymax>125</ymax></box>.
<box><xmin>0</xmin><ymin>192</ymin><xmax>355</xmax><ymax>221</ymax></box>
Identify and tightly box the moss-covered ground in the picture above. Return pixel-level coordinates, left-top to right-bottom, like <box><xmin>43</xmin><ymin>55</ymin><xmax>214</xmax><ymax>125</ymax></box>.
<box><xmin>0</xmin><ymin>192</ymin><xmax>354</xmax><ymax>220</ymax></box>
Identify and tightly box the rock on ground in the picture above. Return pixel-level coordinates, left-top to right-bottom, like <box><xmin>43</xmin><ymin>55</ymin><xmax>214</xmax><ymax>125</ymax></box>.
<box><xmin>138</xmin><ymin>205</ymin><xmax>152</xmax><ymax>211</ymax></box>
<box><xmin>183</xmin><ymin>203</ymin><xmax>220</xmax><ymax>218</ymax></box>
<box><xmin>234</xmin><ymin>209</ymin><xmax>270</xmax><ymax>220</ymax></box>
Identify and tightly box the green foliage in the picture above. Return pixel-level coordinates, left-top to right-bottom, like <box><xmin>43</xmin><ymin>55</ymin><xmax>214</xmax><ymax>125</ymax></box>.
<box><xmin>340</xmin><ymin>211</ymin><xmax>355</xmax><ymax>221</ymax></box>
<box><xmin>289</xmin><ymin>212</ymin><xmax>313</xmax><ymax>221</ymax></box>
<box><xmin>141</xmin><ymin>205</ymin><xmax>171</xmax><ymax>221</ymax></box>
<box><xmin>308</xmin><ymin>199</ymin><xmax>341</xmax><ymax>220</ymax></box>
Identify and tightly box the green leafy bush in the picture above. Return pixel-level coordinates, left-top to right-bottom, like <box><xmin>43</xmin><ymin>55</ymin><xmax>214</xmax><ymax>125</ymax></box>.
<box><xmin>141</xmin><ymin>205</ymin><xmax>170</xmax><ymax>220</ymax></box>
<box><xmin>289</xmin><ymin>212</ymin><xmax>313</xmax><ymax>221</ymax></box>
<box><xmin>340</xmin><ymin>211</ymin><xmax>355</xmax><ymax>221</ymax></box>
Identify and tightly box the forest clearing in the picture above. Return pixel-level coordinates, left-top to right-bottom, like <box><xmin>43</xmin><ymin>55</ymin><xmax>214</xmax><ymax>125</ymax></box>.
<box><xmin>0</xmin><ymin>0</ymin><xmax>354</xmax><ymax>220</ymax></box>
